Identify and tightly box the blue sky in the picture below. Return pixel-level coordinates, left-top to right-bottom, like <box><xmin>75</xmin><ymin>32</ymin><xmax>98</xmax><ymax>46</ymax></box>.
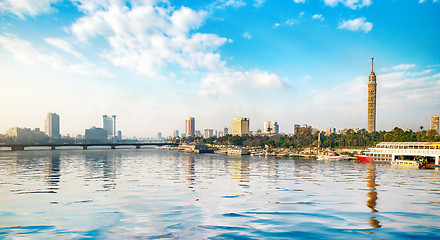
<box><xmin>0</xmin><ymin>0</ymin><xmax>439</xmax><ymax>138</ymax></box>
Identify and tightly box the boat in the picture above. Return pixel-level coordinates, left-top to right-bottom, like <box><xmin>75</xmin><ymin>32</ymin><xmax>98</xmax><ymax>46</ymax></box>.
<box><xmin>391</xmin><ymin>159</ymin><xmax>423</xmax><ymax>168</ymax></box>
<box><xmin>317</xmin><ymin>152</ymin><xmax>349</xmax><ymax>161</ymax></box>
<box><xmin>356</xmin><ymin>142</ymin><xmax>440</xmax><ymax>168</ymax></box>
<box><xmin>250</xmin><ymin>151</ymin><xmax>266</xmax><ymax>157</ymax></box>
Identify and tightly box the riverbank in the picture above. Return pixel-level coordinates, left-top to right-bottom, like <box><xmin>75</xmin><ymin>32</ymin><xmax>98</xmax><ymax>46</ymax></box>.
<box><xmin>159</xmin><ymin>143</ymin><xmax>364</xmax><ymax>160</ymax></box>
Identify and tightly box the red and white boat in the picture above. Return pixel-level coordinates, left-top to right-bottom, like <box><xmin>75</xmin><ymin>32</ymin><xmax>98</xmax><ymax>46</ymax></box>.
<box><xmin>356</xmin><ymin>142</ymin><xmax>440</xmax><ymax>167</ymax></box>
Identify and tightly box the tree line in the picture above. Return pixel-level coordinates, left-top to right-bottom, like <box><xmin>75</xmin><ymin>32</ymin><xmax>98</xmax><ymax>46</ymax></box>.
<box><xmin>177</xmin><ymin>127</ymin><xmax>440</xmax><ymax>149</ymax></box>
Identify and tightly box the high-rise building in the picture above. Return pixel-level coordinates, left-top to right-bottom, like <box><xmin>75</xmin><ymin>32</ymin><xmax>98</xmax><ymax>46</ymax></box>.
<box><xmin>157</xmin><ymin>132</ymin><xmax>162</xmax><ymax>139</ymax></box>
<box><xmin>264</xmin><ymin>121</ymin><xmax>279</xmax><ymax>134</ymax></box>
<box><xmin>223</xmin><ymin>127</ymin><xmax>228</xmax><ymax>135</ymax></box>
<box><xmin>173</xmin><ymin>130</ymin><xmax>180</xmax><ymax>138</ymax></box>
<box><xmin>204</xmin><ymin>129</ymin><xmax>214</xmax><ymax>138</ymax></box>
<box><xmin>186</xmin><ymin>117</ymin><xmax>195</xmax><ymax>137</ymax></box>
<box><xmin>232</xmin><ymin>118</ymin><xmax>250</xmax><ymax>136</ymax></box>
<box><xmin>45</xmin><ymin>113</ymin><xmax>61</xmax><ymax>138</ymax></box>
<box><xmin>103</xmin><ymin>115</ymin><xmax>116</xmax><ymax>137</ymax></box>
<box><xmin>368</xmin><ymin>58</ymin><xmax>377</xmax><ymax>133</ymax></box>
<box><xmin>431</xmin><ymin>115</ymin><xmax>439</xmax><ymax>135</ymax></box>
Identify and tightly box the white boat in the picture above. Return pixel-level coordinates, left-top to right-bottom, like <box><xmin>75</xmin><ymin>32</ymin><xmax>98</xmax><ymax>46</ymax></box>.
<box><xmin>356</xmin><ymin>142</ymin><xmax>440</xmax><ymax>168</ymax></box>
<box><xmin>317</xmin><ymin>152</ymin><xmax>348</xmax><ymax>161</ymax></box>
<box><xmin>251</xmin><ymin>151</ymin><xmax>266</xmax><ymax>157</ymax></box>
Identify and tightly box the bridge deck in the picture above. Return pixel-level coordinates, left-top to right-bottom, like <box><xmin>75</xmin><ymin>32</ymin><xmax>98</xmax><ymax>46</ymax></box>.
<box><xmin>0</xmin><ymin>143</ymin><xmax>178</xmax><ymax>151</ymax></box>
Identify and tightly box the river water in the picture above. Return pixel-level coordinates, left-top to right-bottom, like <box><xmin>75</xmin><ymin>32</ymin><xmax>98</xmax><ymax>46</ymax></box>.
<box><xmin>0</xmin><ymin>148</ymin><xmax>439</xmax><ymax>239</ymax></box>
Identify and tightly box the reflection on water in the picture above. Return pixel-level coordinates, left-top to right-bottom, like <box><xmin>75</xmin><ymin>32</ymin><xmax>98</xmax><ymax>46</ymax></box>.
<box><xmin>44</xmin><ymin>152</ymin><xmax>60</xmax><ymax>192</ymax></box>
<box><xmin>0</xmin><ymin>149</ymin><xmax>439</xmax><ymax>239</ymax></box>
<box><xmin>185</xmin><ymin>155</ymin><xmax>195</xmax><ymax>188</ymax></box>
<box><xmin>366</xmin><ymin>163</ymin><xmax>381</xmax><ymax>229</ymax></box>
<box><xmin>231</xmin><ymin>158</ymin><xmax>250</xmax><ymax>189</ymax></box>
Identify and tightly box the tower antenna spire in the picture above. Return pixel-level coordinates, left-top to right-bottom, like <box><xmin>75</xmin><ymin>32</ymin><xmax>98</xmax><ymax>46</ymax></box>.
<box><xmin>372</xmin><ymin>58</ymin><xmax>374</xmax><ymax>72</ymax></box>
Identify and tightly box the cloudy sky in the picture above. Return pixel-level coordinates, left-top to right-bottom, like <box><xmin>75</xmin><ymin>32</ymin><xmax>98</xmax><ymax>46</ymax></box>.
<box><xmin>0</xmin><ymin>0</ymin><xmax>439</xmax><ymax>138</ymax></box>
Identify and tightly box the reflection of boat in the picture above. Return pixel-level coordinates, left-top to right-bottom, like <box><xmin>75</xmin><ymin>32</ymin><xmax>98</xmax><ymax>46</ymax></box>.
<box><xmin>317</xmin><ymin>152</ymin><xmax>349</xmax><ymax>161</ymax></box>
<box><xmin>356</xmin><ymin>142</ymin><xmax>440</xmax><ymax>168</ymax></box>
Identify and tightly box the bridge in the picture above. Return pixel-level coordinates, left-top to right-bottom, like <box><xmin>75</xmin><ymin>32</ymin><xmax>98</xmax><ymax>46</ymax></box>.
<box><xmin>0</xmin><ymin>142</ymin><xmax>178</xmax><ymax>151</ymax></box>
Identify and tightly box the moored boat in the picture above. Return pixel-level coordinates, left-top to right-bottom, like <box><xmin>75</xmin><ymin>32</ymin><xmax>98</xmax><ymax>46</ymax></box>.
<box><xmin>356</xmin><ymin>142</ymin><xmax>440</xmax><ymax>167</ymax></box>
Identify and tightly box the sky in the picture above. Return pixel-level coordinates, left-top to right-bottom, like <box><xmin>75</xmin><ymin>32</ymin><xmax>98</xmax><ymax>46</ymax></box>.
<box><xmin>0</xmin><ymin>0</ymin><xmax>439</xmax><ymax>138</ymax></box>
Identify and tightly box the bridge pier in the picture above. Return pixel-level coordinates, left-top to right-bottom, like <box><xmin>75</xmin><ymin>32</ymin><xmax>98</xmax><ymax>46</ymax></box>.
<box><xmin>11</xmin><ymin>146</ymin><xmax>25</xmax><ymax>151</ymax></box>
<box><xmin>51</xmin><ymin>146</ymin><xmax>56</xmax><ymax>150</ymax></box>
<box><xmin>83</xmin><ymin>146</ymin><xmax>87</xmax><ymax>150</ymax></box>
<box><xmin>111</xmin><ymin>146</ymin><xmax>116</xmax><ymax>149</ymax></box>
<box><xmin>136</xmin><ymin>146</ymin><xmax>140</xmax><ymax>149</ymax></box>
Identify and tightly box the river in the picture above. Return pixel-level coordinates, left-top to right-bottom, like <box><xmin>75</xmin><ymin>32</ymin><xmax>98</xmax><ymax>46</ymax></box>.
<box><xmin>0</xmin><ymin>148</ymin><xmax>439</xmax><ymax>239</ymax></box>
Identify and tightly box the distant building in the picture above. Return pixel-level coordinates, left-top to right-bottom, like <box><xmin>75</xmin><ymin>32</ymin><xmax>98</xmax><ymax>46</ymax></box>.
<box><xmin>293</xmin><ymin>124</ymin><xmax>300</xmax><ymax>134</ymax></box>
<box><xmin>117</xmin><ymin>130</ymin><xmax>122</xmax><ymax>139</ymax></box>
<box><xmin>368</xmin><ymin>58</ymin><xmax>377</xmax><ymax>133</ymax></box>
<box><xmin>157</xmin><ymin>132</ymin><xmax>162</xmax><ymax>139</ymax></box>
<box><xmin>431</xmin><ymin>115</ymin><xmax>439</xmax><ymax>135</ymax></box>
<box><xmin>195</xmin><ymin>130</ymin><xmax>201</xmax><ymax>137</ymax></box>
<box><xmin>45</xmin><ymin>113</ymin><xmax>61</xmax><ymax>139</ymax></box>
<box><xmin>204</xmin><ymin>129</ymin><xmax>214</xmax><ymax>138</ymax></box>
<box><xmin>103</xmin><ymin>115</ymin><xmax>116</xmax><ymax>137</ymax></box>
<box><xmin>85</xmin><ymin>127</ymin><xmax>108</xmax><ymax>142</ymax></box>
<box><xmin>173</xmin><ymin>130</ymin><xmax>179</xmax><ymax>138</ymax></box>
<box><xmin>6</xmin><ymin>127</ymin><xmax>49</xmax><ymax>143</ymax></box>
<box><xmin>325</xmin><ymin>127</ymin><xmax>336</xmax><ymax>136</ymax></box>
<box><xmin>186</xmin><ymin>117</ymin><xmax>195</xmax><ymax>137</ymax></box>
<box><xmin>232</xmin><ymin>118</ymin><xmax>250</xmax><ymax>136</ymax></box>
<box><xmin>339</xmin><ymin>128</ymin><xmax>360</xmax><ymax>134</ymax></box>
<box><xmin>264</xmin><ymin>121</ymin><xmax>279</xmax><ymax>134</ymax></box>
<box><xmin>255</xmin><ymin>128</ymin><xmax>262</xmax><ymax>134</ymax></box>
<box><xmin>223</xmin><ymin>127</ymin><xmax>228</xmax><ymax>135</ymax></box>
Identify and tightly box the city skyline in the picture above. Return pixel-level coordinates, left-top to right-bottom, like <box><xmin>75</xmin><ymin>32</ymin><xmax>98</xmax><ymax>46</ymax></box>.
<box><xmin>0</xmin><ymin>0</ymin><xmax>439</xmax><ymax>137</ymax></box>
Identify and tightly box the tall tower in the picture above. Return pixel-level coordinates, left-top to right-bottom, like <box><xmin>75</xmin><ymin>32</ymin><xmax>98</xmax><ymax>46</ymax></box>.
<box><xmin>186</xmin><ymin>117</ymin><xmax>195</xmax><ymax>138</ymax></box>
<box><xmin>431</xmin><ymin>115</ymin><xmax>439</xmax><ymax>135</ymax></box>
<box><xmin>45</xmin><ymin>113</ymin><xmax>61</xmax><ymax>138</ymax></box>
<box><xmin>103</xmin><ymin>115</ymin><xmax>115</xmax><ymax>137</ymax></box>
<box><xmin>367</xmin><ymin>58</ymin><xmax>377</xmax><ymax>133</ymax></box>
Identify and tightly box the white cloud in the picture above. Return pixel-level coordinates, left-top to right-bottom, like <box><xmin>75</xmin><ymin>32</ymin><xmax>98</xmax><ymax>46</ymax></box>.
<box><xmin>0</xmin><ymin>34</ymin><xmax>111</xmax><ymax>77</ymax></box>
<box><xmin>0</xmin><ymin>0</ymin><xmax>58</xmax><ymax>19</ymax></box>
<box><xmin>211</xmin><ymin>0</ymin><xmax>246</xmax><ymax>9</ymax></box>
<box><xmin>419</xmin><ymin>0</ymin><xmax>426</xmax><ymax>3</ymax></box>
<box><xmin>273</xmin><ymin>23</ymin><xmax>281</xmax><ymax>28</ymax></box>
<box><xmin>285</xmin><ymin>19</ymin><xmax>296</xmax><ymax>26</ymax></box>
<box><xmin>254</xmin><ymin>0</ymin><xmax>265</xmax><ymax>7</ymax></box>
<box><xmin>294</xmin><ymin>0</ymin><xmax>306</xmax><ymax>3</ymax></box>
<box><xmin>243</xmin><ymin>32</ymin><xmax>252</xmax><ymax>39</ymax></box>
<box><xmin>324</xmin><ymin>0</ymin><xmax>372</xmax><ymax>9</ymax></box>
<box><xmin>392</xmin><ymin>64</ymin><xmax>416</xmax><ymax>70</ymax></box>
<box><xmin>70</xmin><ymin>2</ymin><xmax>229</xmax><ymax>78</ymax></box>
<box><xmin>338</xmin><ymin>17</ymin><xmax>373</xmax><ymax>33</ymax></box>
<box><xmin>313</xmin><ymin>14</ymin><xmax>324</xmax><ymax>21</ymax></box>
<box><xmin>45</xmin><ymin>38</ymin><xmax>82</xmax><ymax>57</ymax></box>
<box><xmin>197</xmin><ymin>89</ymin><xmax>219</xmax><ymax>98</ymax></box>
<box><xmin>200</xmin><ymin>69</ymin><xmax>283</xmax><ymax>95</ymax></box>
